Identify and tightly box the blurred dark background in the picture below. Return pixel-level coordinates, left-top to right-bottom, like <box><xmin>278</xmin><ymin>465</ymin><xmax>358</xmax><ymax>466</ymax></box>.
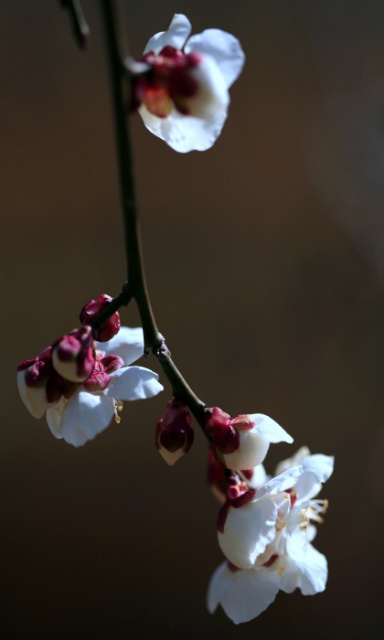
<box><xmin>1</xmin><ymin>1</ymin><xmax>384</xmax><ymax>638</ymax></box>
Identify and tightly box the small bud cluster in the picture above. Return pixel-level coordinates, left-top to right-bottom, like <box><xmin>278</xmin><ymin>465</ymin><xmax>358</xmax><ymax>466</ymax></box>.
<box><xmin>17</xmin><ymin>294</ymin><xmax>122</xmax><ymax>419</ymax></box>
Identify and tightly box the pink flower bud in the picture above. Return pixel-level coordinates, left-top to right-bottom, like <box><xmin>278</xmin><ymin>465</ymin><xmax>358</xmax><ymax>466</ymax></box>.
<box><xmin>155</xmin><ymin>398</ymin><xmax>194</xmax><ymax>465</ymax></box>
<box><xmin>17</xmin><ymin>346</ymin><xmax>65</xmax><ymax>418</ymax></box>
<box><xmin>79</xmin><ymin>294</ymin><xmax>121</xmax><ymax>342</ymax></box>
<box><xmin>51</xmin><ymin>326</ymin><xmax>95</xmax><ymax>383</ymax></box>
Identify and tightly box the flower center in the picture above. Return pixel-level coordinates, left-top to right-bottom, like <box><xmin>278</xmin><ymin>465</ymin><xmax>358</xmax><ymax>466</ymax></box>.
<box><xmin>134</xmin><ymin>46</ymin><xmax>201</xmax><ymax>118</ymax></box>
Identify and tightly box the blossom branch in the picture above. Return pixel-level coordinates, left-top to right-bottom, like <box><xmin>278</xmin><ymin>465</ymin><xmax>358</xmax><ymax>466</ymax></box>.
<box><xmin>100</xmin><ymin>0</ymin><xmax>206</xmax><ymax>427</ymax></box>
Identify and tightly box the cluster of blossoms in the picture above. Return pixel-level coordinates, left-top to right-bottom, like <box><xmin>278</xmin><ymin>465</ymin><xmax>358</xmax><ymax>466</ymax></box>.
<box><xmin>130</xmin><ymin>14</ymin><xmax>245</xmax><ymax>152</ymax></box>
<box><xmin>155</xmin><ymin>402</ymin><xmax>333</xmax><ymax>624</ymax></box>
<box><xmin>207</xmin><ymin>445</ymin><xmax>333</xmax><ymax>623</ymax></box>
<box><xmin>17</xmin><ymin>294</ymin><xmax>163</xmax><ymax>446</ymax></box>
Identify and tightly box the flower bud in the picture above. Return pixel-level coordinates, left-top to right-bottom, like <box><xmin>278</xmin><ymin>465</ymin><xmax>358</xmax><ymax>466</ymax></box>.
<box><xmin>205</xmin><ymin>408</ymin><xmax>293</xmax><ymax>471</ymax></box>
<box><xmin>155</xmin><ymin>398</ymin><xmax>194</xmax><ymax>465</ymax></box>
<box><xmin>17</xmin><ymin>346</ymin><xmax>64</xmax><ymax>418</ymax></box>
<box><xmin>52</xmin><ymin>326</ymin><xmax>95</xmax><ymax>383</ymax></box>
<box><xmin>79</xmin><ymin>294</ymin><xmax>121</xmax><ymax>342</ymax></box>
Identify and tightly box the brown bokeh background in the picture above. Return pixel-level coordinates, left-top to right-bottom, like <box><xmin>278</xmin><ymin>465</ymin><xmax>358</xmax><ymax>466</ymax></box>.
<box><xmin>1</xmin><ymin>1</ymin><xmax>384</xmax><ymax>638</ymax></box>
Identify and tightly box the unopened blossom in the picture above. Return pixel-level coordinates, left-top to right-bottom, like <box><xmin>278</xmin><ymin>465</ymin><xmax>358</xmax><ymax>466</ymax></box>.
<box><xmin>155</xmin><ymin>398</ymin><xmax>194</xmax><ymax>465</ymax></box>
<box><xmin>51</xmin><ymin>325</ymin><xmax>95</xmax><ymax>383</ymax></box>
<box><xmin>205</xmin><ymin>407</ymin><xmax>293</xmax><ymax>471</ymax></box>
<box><xmin>79</xmin><ymin>293</ymin><xmax>121</xmax><ymax>342</ymax></box>
<box><xmin>208</xmin><ymin>449</ymin><xmax>334</xmax><ymax>624</ymax></box>
<box><xmin>133</xmin><ymin>13</ymin><xmax>245</xmax><ymax>152</ymax></box>
<box><xmin>18</xmin><ymin>327</ymin><xmax>163</xmax><ymax>446</ymax></box>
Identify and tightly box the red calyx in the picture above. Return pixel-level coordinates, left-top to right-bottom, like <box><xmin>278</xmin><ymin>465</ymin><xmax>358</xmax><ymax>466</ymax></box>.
<box><xmin>204</xmin><ymin>407</ymin><xmax>240</xmax><ymax>454</ymax></box>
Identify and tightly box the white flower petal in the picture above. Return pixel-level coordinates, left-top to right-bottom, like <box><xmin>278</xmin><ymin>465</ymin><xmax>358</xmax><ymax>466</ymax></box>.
<box><xmin>47</xmin><ymin>392</ymin><xmax>114</xmax><ymax>447</ymax></box>
<box><xmin>186</xmin><ymin>29</ymin><xmax>245</xmax><ymax>89</ymax></box>
<box><xmin>181</xmin><ymin>54</ymin><xmax>229</xmax><ymax>120</ymax></box>
<box><xmin>303</xmin><ymin>454</ymin><xmax>334</xmax><ymax>483</ymax></box>
<box><xmin>285</xmin><ymin>534</ymin><xmax>328</xmax><ymax>595</ymax></box>
<box><xmin>257</xmin><ymin>465</ymin><xmax>303</xmax><ymax>500</ymax></box>
<box><xmin>275</xmin><ymin>554</ymin><xmax>301</xmax><ymax>594</ymax></box>
<box><xmin>275</xmin><ymin>446</ymin><xmax>311</xmax><ymax>476</ymax></box>
<box><xmin>247</xmin><ymin>414</ymin><xmax>293</xmax><ymax>444</ymax></box>
<box><xmin>98</xmin><ymin>326</ymin><xmax>144</xmax><ymax>365</ymax></box>
<box><xmin>295</xmin><ymin>471</ymin><xmax>322</xmax><ymax>502</ymax></box>
<box><xmin>224</xmin><ymin>432</ymin><xmax>270</xmax><ymax>470</ymax></box>
<box><xmin>143</xmin><ymin>14</ymin><xmax>191</xmax><ymax>54</ymax></box>
<box><xmin>139</xmin><ymin>105</ymin><xmax>227</xmax><ymax>153</ymax></box>
<box><xmin>207</xmin><ymin>562</ymin><xmax>234</xmax><ymax>614</ymax></box>
<box><xmin>46</xmin><ymin>396</ymin><xmax>66</xmax><ymax>438</ymax></box>
<box><xmin>104</xmin><ymin>366</ymin><xmax>163</xmax><ymax>401</ymax></box>
<box><xmin>249</xmin><ymin>464</ymin><xmax>268</xmax><ymax>488</ymax></box>
<box><xmin>17</xmin><ymin>371</ymin><xmax>51</xmax><ymax>418</ymax></box>
<box><xmin>218</xmin><ymin>497</ymin><xmax>277</xmax><ymax>569</ymax></box>
<box><xmin>208</xmin><ymin>564</ymin><xmax>280</xmax><ymax>624</ymax></box>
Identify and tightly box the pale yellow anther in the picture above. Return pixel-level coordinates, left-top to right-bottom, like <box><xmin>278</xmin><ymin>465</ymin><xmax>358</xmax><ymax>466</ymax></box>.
<box><xmin>113</xmin><ymin>400</ymin><xmax>123</xmax><ymax>424</ymax></box>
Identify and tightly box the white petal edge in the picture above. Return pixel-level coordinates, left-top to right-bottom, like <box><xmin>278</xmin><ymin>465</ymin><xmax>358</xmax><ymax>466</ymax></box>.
<box><xmin>257</xmin><ymin>465</ymin><xmax>303</xmax><ymax>500</ymax></box>
<box><xmin>186</xmin><ymin>28</ymin><xmax>245</xmax><ymax>89</ymax></box>
<box><xmin>98</xmin><ymin>326</ymin><xmax>144</xmax><ymax>365</ymax></box>
<box><xmin>294</xmin><ymin>470</ymin><xmax>323</xmax><ymax>502</ymax></box>
<box><xmin>139</xmin><ymin>101</ymin><xmax>228</xmax><ymax>153</ymax></box>
<box><xmin>143</xmin><ymin>14</ymin><xmax>191</xmax><ymax>54</ymax></box>
<box><xmin>303</xmin><ymin>454</ymin><xmax>334</xmax><ymax>483</ymax></box>
<box><xmin>247</xmin><ymin>414</ymin><xmax>293</xmax><ymax>444</ymax></box>
<box><xmin>284</xmin><ymin>534</ymin><xmax>328</xmax><ymax>595</ymax></box>
<box><xmin>104</xmin><ymin>366</ymin><xmax>163</xmax><ymax>401</ymax></box>
<box><xmin>207</xmin><ymin>562</ymin><xmax>234</xmax><ymax>614</ymax></box>
<box><xmin>208</xmin><ymin>563</ymin><xmax>280</xmax><ymax>624</ymax></box>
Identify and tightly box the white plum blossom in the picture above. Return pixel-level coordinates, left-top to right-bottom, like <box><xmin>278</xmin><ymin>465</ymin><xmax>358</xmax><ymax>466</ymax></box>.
<box><xmin>135</xmin><ymin>14</ymin><xmax>245</xmax><ymax>152</ymax></box>
<box><xmin>18</xmin><ymin>327</ymin><xmax>163</xmax><ymax>447</ymax></box>
<box><xmin>208</xmin><ymin>449</ymin><xmax>334</xmax><ymax>624</ymax></box>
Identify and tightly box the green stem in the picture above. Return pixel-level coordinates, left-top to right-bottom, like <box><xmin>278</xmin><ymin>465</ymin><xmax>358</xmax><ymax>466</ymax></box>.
<box><xmin>100</xmin><ymin>0</ymin><xmax>207</xmax><ymax>428</ymax></box>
